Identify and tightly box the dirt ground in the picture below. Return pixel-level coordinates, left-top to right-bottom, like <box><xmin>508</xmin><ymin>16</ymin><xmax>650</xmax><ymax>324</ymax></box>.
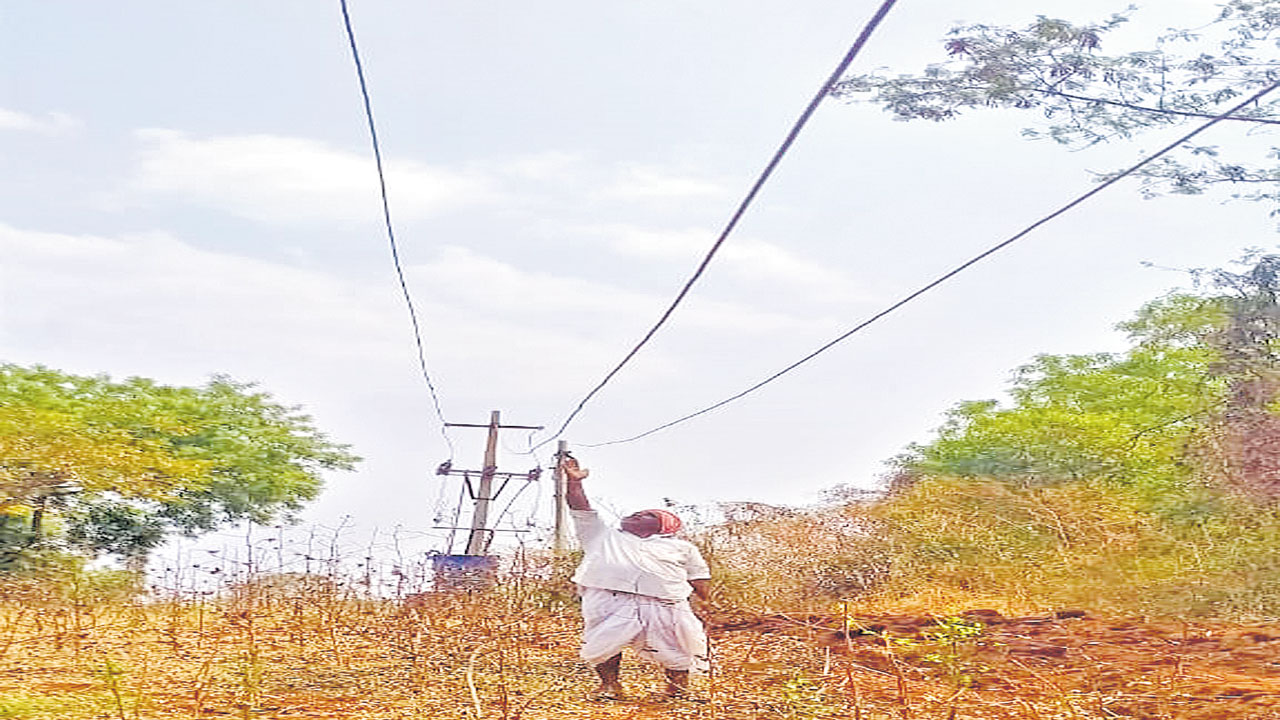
<box><xmin>6</xmin><ymin>600</ymin><xmax>1280</xmax><ymax>719</ymax></box>
<box><xmin>714</xmin><ymin>608</ymin><xmax>1280</xmax><ymax>719</ymax></box>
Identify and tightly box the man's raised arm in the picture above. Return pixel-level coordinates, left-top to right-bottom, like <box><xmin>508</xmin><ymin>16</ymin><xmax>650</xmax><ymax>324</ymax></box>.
<box><xmin>562</xmin><ymin>456</ymin><xmax>591</xmax><ymax>511</ymax></box>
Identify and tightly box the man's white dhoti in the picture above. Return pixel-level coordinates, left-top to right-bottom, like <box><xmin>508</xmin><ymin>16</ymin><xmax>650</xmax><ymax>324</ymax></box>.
<box><xmin>579</xmin><ymin>587</ymin><xmax>709</xmax><ymax>672</ymax></box>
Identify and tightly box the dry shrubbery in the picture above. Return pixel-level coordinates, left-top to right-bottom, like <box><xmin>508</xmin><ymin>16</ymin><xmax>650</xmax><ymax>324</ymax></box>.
<box><xmin>696</xmin><ymin>500</ymin><xmax>891</xmax><ymax>612</ymax></box>
<box><xmin>7</xmin><ymin>487</ymin><xmax>1280</xmax><ymax>719</ymax></box>
<box><xmin>0</xmin><ymin>546</ymin><xmax>874</xmax><ymax>720</ymax></box>
<box><xmin>0</xmin><ymin>551</ymin><xmax>599</xmax><ymax>719</ymax></box>
<box><xmin>699</xmin><ymin>476</ymin><xmax>1280</xmax><ymax>620</ymax></box>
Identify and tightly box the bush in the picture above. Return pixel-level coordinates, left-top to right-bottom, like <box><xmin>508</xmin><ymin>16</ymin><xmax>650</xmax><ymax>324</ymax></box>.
<box><xmin>870</xmin><ymin>476</ymin><xmax>1280</xmax><ymax>618</ymax></box>
<box><xmin>695</xmin><ymin>501</ymin><xmax>891</xmax><ymax>612</ymax></box>
<box><xmin>0</xmin><ymin>554</ymin><xmax>141</xmax><ymax>608</ymax></box>
<box><xmin>697</xmin><ymin>476</ymin><xmax>1280</xmax><ymax>619</ymax></box>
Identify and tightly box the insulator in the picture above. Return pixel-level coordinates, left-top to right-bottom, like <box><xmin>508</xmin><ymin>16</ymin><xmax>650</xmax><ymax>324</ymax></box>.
<box><xmin>527</xmin><ymin>467</ymin><xmax>542</xmax><ymax>482</ymax></box>
<box><xmin>436</xmin><ymin>460</ymin><xmax>452</xmax><ymax>476</ymax></box>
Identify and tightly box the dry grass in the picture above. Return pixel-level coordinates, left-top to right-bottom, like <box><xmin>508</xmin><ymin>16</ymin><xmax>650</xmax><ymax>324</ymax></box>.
<box><xmin>2</xmin><ymin>572</ymin><xmax>842</xmax><ymax>720</ymax></box>
<box><xmin>7</xmin><ymin>578</ymin><xmax>1280</xmax><ymax>720</ymax></box>
<box><xmin>10</xmin><ymin>480</ymin><xmax>1280</xmax><ymax>718</ymax></box>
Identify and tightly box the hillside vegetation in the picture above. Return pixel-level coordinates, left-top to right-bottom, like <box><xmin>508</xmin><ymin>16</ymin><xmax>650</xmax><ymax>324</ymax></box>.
<box><xmin>704</xmin><ymin>255</ymin><xmax>1280</xmax><ymax>622</ymax></box>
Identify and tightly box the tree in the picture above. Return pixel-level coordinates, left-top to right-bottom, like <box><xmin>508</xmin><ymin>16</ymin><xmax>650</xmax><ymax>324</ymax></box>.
<box><xmin>898</xmin><ymin>338</ymin><xmax>1222</xmax><ymax>495</ymax></box>
<box><xmin>0</xmin><ymin>365</ymin><xmax>359</xmax><ymax>567</ymax></box>
<box><xmin>1185</xmin><ymin>253</ymin><xmax>1280</xmax><ymax>498</ymax></box>
<box><xmin>833</xmin><ymin>2</ymin><xmax>1280</xmax><ymax>210</ymax></box>
<box><xmin>898</xmin><ymin>254</ymin><xmax>1280</xmax><ymax>503</ymax></box>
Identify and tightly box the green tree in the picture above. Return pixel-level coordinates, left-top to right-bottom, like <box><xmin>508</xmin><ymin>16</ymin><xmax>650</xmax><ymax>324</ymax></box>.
<box><xmin>1185</xmin><ymin>253</ymin><xmax>1280</xmax><ymax>497</ymax></box>
<box><xmin>833</xmin><ymin>2</ymin><xmax>1280</xmax><ymax>209</ymax></box>
<box><xmin>0</xmin><ymin>365</ymin><xmax>359</xmax><ymax>567</ymax></box>
<box><xmin>899</xmin><ymin>340</ymin><xmax>1222</xmax><ymax>494</ymax></box>
<box><xmin>898</xmin><ymin>254</ymin><xmax>1280</xmax><ymax>502</ymax></box>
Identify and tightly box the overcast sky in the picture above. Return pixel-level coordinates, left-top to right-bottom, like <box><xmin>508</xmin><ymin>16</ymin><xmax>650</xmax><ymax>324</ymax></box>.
<box><xmin>3</xmin><ymin>1</ymin><xmax>1273</xmax><ymax>560</ymax></box>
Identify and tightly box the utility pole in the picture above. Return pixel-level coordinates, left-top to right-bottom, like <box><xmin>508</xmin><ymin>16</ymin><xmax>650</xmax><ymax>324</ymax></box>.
<box><xmin>552</xmin><ymin>440</ymin><xmax>569</xmax><ymax>554</ymax></box>
<box><xmin>467</xmin><ymin>411</ymin><xmax>502</xmax><ymax>556</ymax></box>
<box><xmin>441</xmin><ymin>411</ymin><xmax>543</xmax><ymax>556</ymax></box>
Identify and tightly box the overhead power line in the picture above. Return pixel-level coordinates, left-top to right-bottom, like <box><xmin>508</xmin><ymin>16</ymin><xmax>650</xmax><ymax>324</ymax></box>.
<box><xmin>534</xmin><ymin>0</ymin><xmax>901</xmax><ymax>451</ymax></box>
<box><xmin>582</xmin><ymin>77</ymin><xmax>1280</xmax><ymax>448</ymax></box>
<box><xmin>339</xmin><ymin>0</ymin><xmax>455</xmax><ymax>457</ymax></box>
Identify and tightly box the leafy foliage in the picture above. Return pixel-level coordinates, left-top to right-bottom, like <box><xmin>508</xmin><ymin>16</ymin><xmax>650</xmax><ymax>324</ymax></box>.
<box><xmin>895</xmin><ymin>253</ymin><xmax>1280</xmax><ymax>504</ymax></box>
<box><xmin>0</xmin><ymin>365</ymin><xmax>358</xmax><ymax>565</ymax></box>
<box><xmin>898</xmin><ymin>302</ymin><xmax>1223</xmax><ymax>495</ymax></box>
<box><xmin>823</xmin><ymin>255</ymin><xmax>1280</xmax><ymax>615</ymax></box>
<box><xmin>833</xmin><ymin>3</ymin><xmax>1280</xmax><ymax>209</ymax></box>
<box><xmin>1183</xmin><ymin>253</ymin><xmax>1280</xmax><ymax>498</ymax></box>
<box><xmin>872</xmin><ymin>475</ymin><xmax>1280</xmax><ymax>617</ymax></box>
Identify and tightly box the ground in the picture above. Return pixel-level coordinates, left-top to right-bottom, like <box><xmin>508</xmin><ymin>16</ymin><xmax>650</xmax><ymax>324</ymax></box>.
<box><xmin>5</xmin><ymin>592</ymin><xmax>1280</xmax><ymax>719</ymax></box>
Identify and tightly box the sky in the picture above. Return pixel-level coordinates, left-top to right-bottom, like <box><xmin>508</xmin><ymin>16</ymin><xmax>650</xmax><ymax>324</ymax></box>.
<box><xmin>3</xmin><ymin>0</ymin><xmax>1276</xmax><ymax>563</ymax></box>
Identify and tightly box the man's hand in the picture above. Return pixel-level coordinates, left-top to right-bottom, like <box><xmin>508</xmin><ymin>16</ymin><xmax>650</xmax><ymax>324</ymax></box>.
<box><xmin>561</xmin><ymin>454</ymin><xmax>591</xmax><ymax>510</ymax></box>
<box><xmin>560</xmin><ymin>455</ymin><xmax>590</xmax><ymax>482</ymax></box>
<box><xmin>689</xmin><ymin>578</ymin><xmax>711</xmax><ymax>602</ymax></box>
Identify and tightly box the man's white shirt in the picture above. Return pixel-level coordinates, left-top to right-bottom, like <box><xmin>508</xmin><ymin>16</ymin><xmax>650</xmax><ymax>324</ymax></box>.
<box><xmin>570</xmin><ymin>509</ymin><xmax>711</xmax><ymax>600</ymax></box>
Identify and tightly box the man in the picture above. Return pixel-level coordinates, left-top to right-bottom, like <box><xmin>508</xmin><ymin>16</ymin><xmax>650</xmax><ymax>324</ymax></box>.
<box><xmin>561</xmin><ymin>455</ymin><xmax>711</xmax><ymax>700</ymax></box>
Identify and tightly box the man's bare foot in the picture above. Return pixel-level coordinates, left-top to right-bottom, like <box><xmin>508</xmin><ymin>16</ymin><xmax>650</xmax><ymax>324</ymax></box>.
<box><xmin>663</xmin><ymin>669</ymin><xmax>690</xmax><ymax>696</ymax></box>
<box><xmin>586</xmin><ymin>684</ymin><xmax>625</xmax><ymax>701</ymax></box>
<box><xmin>644</xmin><ymin>689</ymin><xmax>706</xmax><ymax>704</ymax></box>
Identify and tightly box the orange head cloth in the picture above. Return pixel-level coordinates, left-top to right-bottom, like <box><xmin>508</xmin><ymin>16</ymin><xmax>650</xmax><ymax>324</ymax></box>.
<box><xmin>647</xmin><ymin>509</ymin><xmax>683</xmax><ymax>534</ymax></box>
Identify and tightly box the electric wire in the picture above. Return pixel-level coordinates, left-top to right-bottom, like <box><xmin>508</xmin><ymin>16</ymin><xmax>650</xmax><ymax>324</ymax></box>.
<box><xmin>525</xmin><ymin>471</ymin><xmax>544</xmax><ymax>528</ymax></box>
<box><xmin>533</xmin><ymin>0</ymin><xmax>901</xmax><ymax>451</ymax></box>
<box><xmin>430</xmin><ymin>475</ymin><xmax>450</xmax><ymax>524</ymax></box>
<box><xmin>445</xmin><ymin>479</ymin><xmax>467</xmax><ymax>554</ymax></box>
<box><xmin>501</xmin><ymin>426</ymin><xmax>542</xmax><ymax>458</ymax></box>
<box><xmin>582</xmin><ymin>77</ymin><xmax>1280</xmax><ymax>448</ymax></box>
<box><xmin>492</xmin><ymin>478</ymin><xmax>539</xmax><ymax>535</ymax></box>
<box><xmin>339</xmin><ymin>0</ymin><xmax>455</xmax><ymax>459</ymax></box>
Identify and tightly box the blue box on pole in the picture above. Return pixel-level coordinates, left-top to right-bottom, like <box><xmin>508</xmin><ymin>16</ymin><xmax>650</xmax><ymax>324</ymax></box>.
<box><xmin>432</xmin><ymin>554</ymin><xmax>499</xmax><ymax>590</ymax></box>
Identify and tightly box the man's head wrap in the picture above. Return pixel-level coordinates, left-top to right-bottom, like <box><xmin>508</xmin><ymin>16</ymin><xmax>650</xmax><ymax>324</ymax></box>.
<box><xmin>646</xmin><ymin>508</ymin><xmax>683</xmax><ymax>535</ymax></box>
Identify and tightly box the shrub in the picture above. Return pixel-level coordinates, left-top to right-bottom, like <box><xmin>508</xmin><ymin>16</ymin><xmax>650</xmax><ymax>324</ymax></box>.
<box><xmin>697</xmin><ymin>475</ymin><xmax>1280</xmax><ymax>619</ymax></box>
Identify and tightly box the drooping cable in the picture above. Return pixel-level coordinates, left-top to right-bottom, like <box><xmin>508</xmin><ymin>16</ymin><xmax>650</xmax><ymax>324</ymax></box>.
<box><xmin>533</xmin><ymin>0</ymin><xmax>901</xmax><ymax>451</ymax></box>
<box><xmin>444</xmin><ymin>479</ymin><xmax>468</xmax><ymax>555</ymax></box>
<box><xmin>492</xmin><ymin>477</ymin><xmax>539</xmax><ymax>534</ymax></box>
<box><xmin>582</xmin><ymin>77</ymin><xmax>1280</xmax><ymax>447</ymax></box>
<box><xmin>339</xmin><ymin>0</ymin><xmax>455</xmax><ymax>458</ymax></box>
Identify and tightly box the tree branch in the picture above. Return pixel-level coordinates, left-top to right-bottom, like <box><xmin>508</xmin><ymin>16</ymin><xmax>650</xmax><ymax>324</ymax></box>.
<box><xmin>1038</xmin><ymin>88</ymin><xmax>1280</xmax><ymax>126</ymax></box>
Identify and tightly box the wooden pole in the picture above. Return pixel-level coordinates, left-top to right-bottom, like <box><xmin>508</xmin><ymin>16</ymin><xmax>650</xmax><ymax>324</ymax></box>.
<box><xmin>443</xmin><ymin>411</ymin><xmax>542</xmax><ymax>557</ymax></box>
<box><xmin>464</xmin><ymin>410</ymin><xmax>502</xmax><ymax>555</ymax></box>
<box><xmin>552</xmin><ymin>440</ymin><xmax>569</xmax><ymax>554</ymax></box>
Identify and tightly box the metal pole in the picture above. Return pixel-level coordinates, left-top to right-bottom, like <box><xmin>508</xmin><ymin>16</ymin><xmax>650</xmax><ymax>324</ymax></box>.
<box><xmin>552</xmin><ymin>440</ymin><xmax>569</xmax><ymax>554</ymax></box>
<box><xmin>465</xmin><ymin>410</ymin><xmax>502</xmax><ymax>555</ymax></box>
